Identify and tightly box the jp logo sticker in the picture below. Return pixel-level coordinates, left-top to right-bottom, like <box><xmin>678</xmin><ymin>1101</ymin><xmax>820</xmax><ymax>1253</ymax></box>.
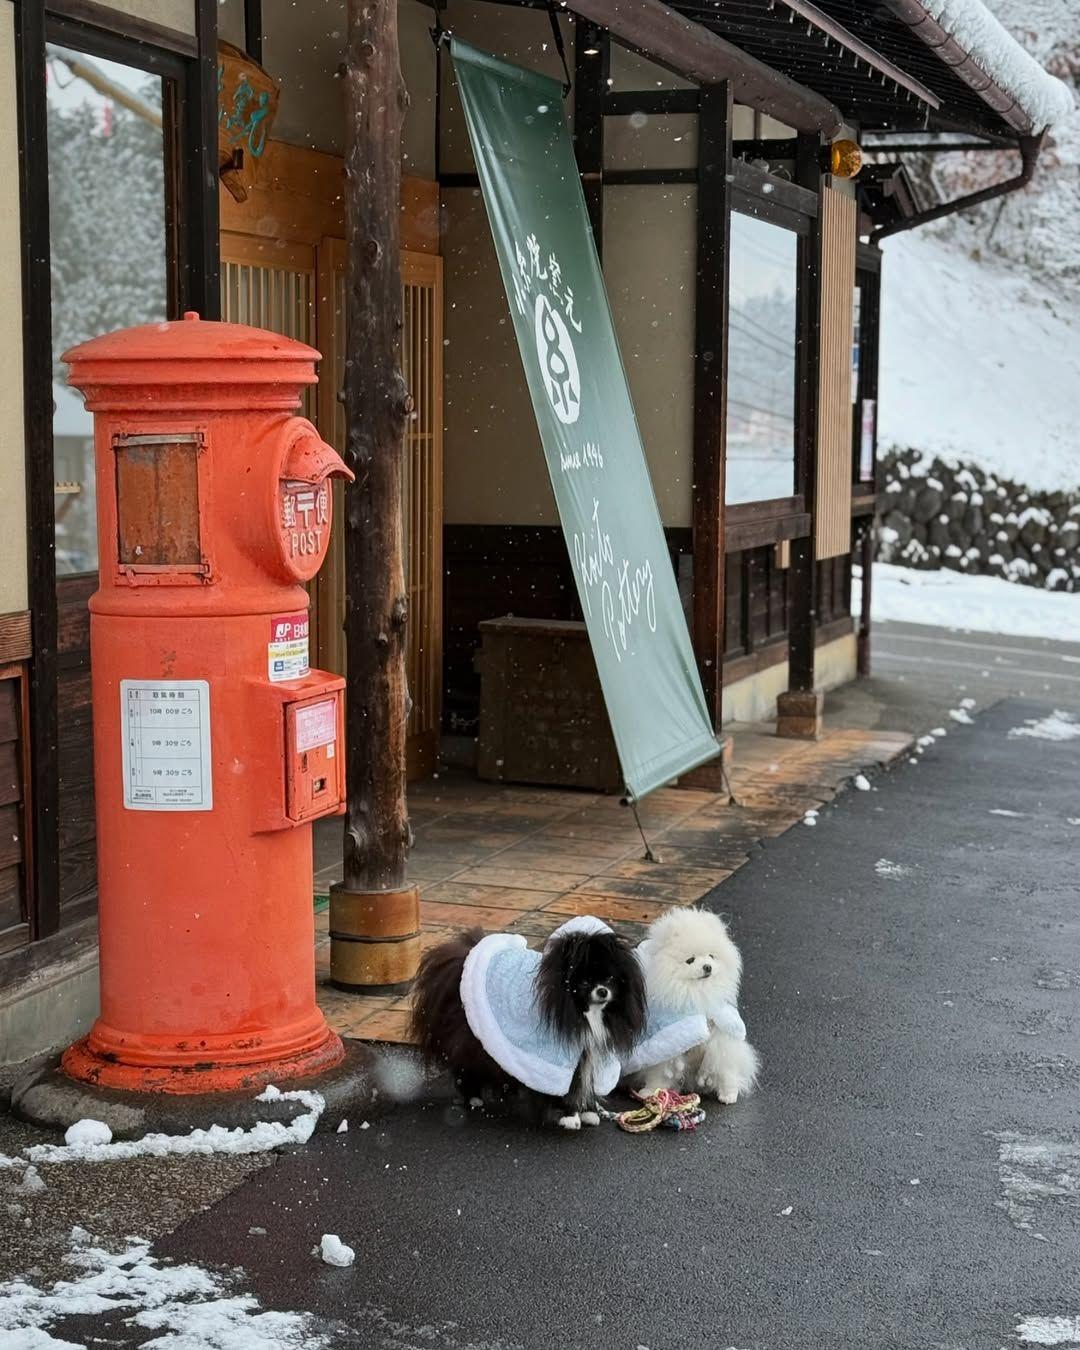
<box><xmin>534</xmin><ymin>293</ymin><xmax>580</xmax><ymax>425</ymax></box>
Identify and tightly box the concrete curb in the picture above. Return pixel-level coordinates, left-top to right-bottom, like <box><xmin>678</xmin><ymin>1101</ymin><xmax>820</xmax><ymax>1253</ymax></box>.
<box><xmin>9</xmin><ymin>1040</ymin><xmax>455</xmax><ymax>1141</ymax></box>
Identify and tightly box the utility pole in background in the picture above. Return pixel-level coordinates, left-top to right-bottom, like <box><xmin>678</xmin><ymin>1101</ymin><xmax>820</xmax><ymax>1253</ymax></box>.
<box><xmin>330</xmin><ymin>0</ymin><xmax>419</xmax><ymax>990</ymax></box>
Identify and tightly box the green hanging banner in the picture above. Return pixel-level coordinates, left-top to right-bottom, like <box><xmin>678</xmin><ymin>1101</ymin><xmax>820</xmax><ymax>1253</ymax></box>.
<box><xmin>452</xmin><ymin>39</ymin><xmax>720</xmax><ymax>801</ymax></box>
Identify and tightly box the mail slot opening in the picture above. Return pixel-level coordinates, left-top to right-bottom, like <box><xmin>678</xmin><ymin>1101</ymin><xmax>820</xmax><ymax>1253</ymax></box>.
<box><xmin>114</xmin><ymin>432</ymin><xmax>204</xmax><ymax>571</ymax></box>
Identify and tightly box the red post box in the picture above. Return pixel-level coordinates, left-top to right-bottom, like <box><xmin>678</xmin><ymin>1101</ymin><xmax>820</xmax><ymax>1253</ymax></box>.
<box><xmin>60</xmin><ymin>314</ymin><xmax>353</xmax><ymax>1093</ymax></box>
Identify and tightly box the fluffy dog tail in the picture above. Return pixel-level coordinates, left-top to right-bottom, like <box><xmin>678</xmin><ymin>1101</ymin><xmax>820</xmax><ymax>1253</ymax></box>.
<box><xmin>407</xmin><ymin>926</ymin><xmax>484</xmax><ymax>1066</ymax></box>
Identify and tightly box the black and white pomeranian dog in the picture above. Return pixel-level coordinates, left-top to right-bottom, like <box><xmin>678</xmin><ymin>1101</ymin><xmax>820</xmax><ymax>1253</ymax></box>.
<box><xmin>410</xmin><ymin>918</ymin><xmax>647</xmax><ymax>1130</ymax></box>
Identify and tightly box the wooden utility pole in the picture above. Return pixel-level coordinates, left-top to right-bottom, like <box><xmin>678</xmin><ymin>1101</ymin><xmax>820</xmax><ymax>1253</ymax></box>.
<box><xmin>329</xmin><ymin>0</ymin><xmax>419</xmax><ymax>990</ymax></box>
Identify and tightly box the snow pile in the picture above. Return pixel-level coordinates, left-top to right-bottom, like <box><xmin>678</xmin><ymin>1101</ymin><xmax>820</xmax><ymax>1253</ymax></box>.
<box><xmin>1008</xmin><ymin>710</ymin><xmax>1080</xmax><ymax>741</ymax></box>
<box><xmin>0</xmin><ymin>1229</ymin><xmax>326</xmax><ymax>1348</ymax></box>
<box><xmin>318</xmin><ymin>1235</ymin><xmax>356</xmax><ymax>1269</ymax></box>
<box><xmin>854</xmin><ymin>562</ymin><xmax>1080</xmax><ymax>639</ymax></box>
<box><xmin>920</xmin><ymin>0</ymin><xmax>1074</xmax><ymax>130</ymax></box>
<box><xmin>64</xmin><ymin>1120</ymin><xmax>111</xmax><ymax>1148</ymax></box>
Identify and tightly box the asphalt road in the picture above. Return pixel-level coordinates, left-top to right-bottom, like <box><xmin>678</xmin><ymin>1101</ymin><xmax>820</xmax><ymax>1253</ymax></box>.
<box><xmin>21</xmin><ymin>695</ymin><xmax>1075</xmax><ymax>1350</ymax></box>
<box><xmin>872</xmin><ymin>619</ymin><xmax>1080</xmax><ymax>712</ymax></box>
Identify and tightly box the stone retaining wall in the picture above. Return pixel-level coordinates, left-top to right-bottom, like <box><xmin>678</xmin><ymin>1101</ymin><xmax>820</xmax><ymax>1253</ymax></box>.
<box><xmin>878</xmin><ymin>448</ymin><xmax>1080</xmax><ymax>591</ymax></box>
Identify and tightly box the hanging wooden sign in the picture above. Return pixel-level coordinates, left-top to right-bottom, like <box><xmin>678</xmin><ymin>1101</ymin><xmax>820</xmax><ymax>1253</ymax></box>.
<box><xmin>217</xmin><ymin>41</ymin><xmax>279</xmax><ymax>204</ymax></box>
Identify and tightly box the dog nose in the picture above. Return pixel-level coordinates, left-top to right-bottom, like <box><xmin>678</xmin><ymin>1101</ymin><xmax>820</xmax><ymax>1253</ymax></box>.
<box><xmin>594</xmin><ymin>985</ymin><xmax>610</xmax><ymax>1001</ymax></box>
<box><xmin>701</xmin><ymin>963</ymin><xmax>712</xmax><ymax>976</ymax></box>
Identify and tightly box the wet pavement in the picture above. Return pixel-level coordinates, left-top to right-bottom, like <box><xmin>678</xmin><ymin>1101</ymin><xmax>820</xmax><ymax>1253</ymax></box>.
<box><xmin>3</xmin><ymin>697</ymin><xmax>1078</xmax><ymax>1349</ymax></box>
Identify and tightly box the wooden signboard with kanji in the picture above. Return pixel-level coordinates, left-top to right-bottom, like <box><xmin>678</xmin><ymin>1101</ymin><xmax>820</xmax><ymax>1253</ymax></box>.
<box><xmin>218</xmin><ymin>41</ymin><xmax>279</xmax><ymax>203</ymax></box>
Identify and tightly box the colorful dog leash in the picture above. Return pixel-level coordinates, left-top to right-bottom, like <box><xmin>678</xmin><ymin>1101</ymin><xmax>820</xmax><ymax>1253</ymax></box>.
<box><xmin>606</xmin><ymin>1088</ymin><xmax>706</xmax><ymax>1133</ymax></box>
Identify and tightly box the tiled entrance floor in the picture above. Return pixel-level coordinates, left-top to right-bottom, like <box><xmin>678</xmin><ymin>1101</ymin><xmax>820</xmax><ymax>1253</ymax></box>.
<box><xmin>313</xmin><ymin>721</ymin><xmax>912</xmax><ymax>1044</ymax></box>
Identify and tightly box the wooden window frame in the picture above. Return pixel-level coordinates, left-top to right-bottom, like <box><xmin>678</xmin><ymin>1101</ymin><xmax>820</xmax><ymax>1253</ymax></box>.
<box><xmin>16</xmin><ymin>0</ymin><xmax>219</xmax><ymax>940</ymax></box>
<box><xmin>725</xmin><ymin>163</ymin><xmax>816</xmax><ymax>527</ymax></box>
<box><xmin>852</xmin><ymin>244</ymin><xmax>882</xmax><ymax>508</ymax></box>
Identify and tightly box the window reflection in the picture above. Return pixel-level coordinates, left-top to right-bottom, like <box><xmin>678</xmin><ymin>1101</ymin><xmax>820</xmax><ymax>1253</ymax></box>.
<box><xmin>47</xmin><ymin>43</ymin><xmax>168</xmax><ymax>574</ymax></box>
<box><xmin>725</xmin><ymin>212</ymin><xmax>798</xmax><ymax>505</ymax></box>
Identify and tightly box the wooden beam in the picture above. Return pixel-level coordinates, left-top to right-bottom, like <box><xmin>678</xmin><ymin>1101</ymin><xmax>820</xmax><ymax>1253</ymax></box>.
<box><xmin>44</xmin><ymin>0</ymin><xmax>197</xmax><ymax>57</ymax></box>
<box><xmin>691</xmin><ymin>82</ymin><xmax>732</xmax><ymax>726</ymax></box>
<box><xmin>573</xmin><ymin>22</ymin><xmax>607</xmax><ymax>254</ymax></box>
<box><xmin>334</xmin><ymin>0</ymin><xmax>418</xmax><ymax>989</ymax></box>
<box><xmin>772</xmin><ymin>0</ymin><xmax>940</xmax><ymax>110</ymax></box>
<box><xmin>605</xmin><ymin>89</ymin><xmax>699</xmax><ymax>116</ymax></box>
<box><xmin>567</xmin><ymin>0</ymin><xmax>844</xmax><ymax>136</ymax></box>
<box><xmin>244</xmin><ymin>0</ymin><xmax>262</xmax><ymax>64</ymax></box>
<box><xmin>15</xmin><ymin>0</ymin><xmax>59</xmax><ymax>940</ymax></box>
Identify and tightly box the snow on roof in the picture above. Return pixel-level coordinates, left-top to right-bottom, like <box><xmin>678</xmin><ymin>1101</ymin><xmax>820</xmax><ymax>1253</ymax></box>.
<box><xmin>919</xmin><ymin>0</ymin><xmax>1075</xmax><ymax>130</ymax></box>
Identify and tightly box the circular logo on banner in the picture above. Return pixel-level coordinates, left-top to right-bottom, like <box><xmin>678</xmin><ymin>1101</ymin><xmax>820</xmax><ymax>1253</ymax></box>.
<box><xmin>534</xmin><ymin>293</ymin><xmax>581</xmax><ymax>425</ymax></box>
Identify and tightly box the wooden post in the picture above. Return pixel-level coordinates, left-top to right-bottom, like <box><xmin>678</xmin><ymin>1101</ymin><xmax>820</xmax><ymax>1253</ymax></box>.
<box><xmin>777</xmin><ymin>131</ymin><xmax>824</xmax><ymax>739</ymax></box>
<box><xmin>330</xmin><ymin>0</ymin><xmax>420</xmax><ymax>991</ymax></box>
<box><xmin>573</xmin><ymin>24</ymin><xmax>608</xmax><ymax>255</ymax></box>
<box><xmin>677</xmin><ymin>82</ymin><xmax>734</xmax><ymax>791</ymax></box>
<box><xmin>691</xmin><ymin>82</ymin><xmax>732</xmax><ymax>728</ymax></box>
<box><xmin>15</xmin><ymin>0</ymin><xmax>60</xmax><ymax>938</ymax></box>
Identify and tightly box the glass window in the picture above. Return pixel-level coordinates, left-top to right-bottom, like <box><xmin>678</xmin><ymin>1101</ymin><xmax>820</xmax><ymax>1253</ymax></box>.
<box><xmin>47</xmin><ymin>43</ymin><xmax>169</xmax><ymax>575</ymax></box>
<box><xmin>725</xmin><ymin>212</ymin><xmax>798</xmax><ymax>506</ymax></box>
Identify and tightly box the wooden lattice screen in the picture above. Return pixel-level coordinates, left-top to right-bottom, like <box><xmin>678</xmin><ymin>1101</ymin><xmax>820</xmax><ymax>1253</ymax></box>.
<box><xmin>814</xmin><ymin>185</ymin><xmax>857</xmax><ymax>561</ymax></box>
<box><xmin>221</xmin><ymin>238</ymin><xmax>317</xmax><ymax>424</ymax></box>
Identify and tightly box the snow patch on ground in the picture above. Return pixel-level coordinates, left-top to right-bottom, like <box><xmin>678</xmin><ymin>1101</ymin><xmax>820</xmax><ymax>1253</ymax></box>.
<box><xmin>1009</xmin><ymin>711</ymin><xmax>1080</xmax><ymax>741</ymax></box>
<box><xmin>1016</xmin><ymin>1315</ymin><xmax>1080</xmax><ymax>1345</ymax></box>
<box><xmin>990</xmin><ymin>1131</ymin><xmax>1080</xmax><ymax>1234</ymax></box>
<box><xmin>854</xmin><ymin>563</ymin><xmax>1080</xmax><ymax>640</ymax></box>
<box><xmin>0</xmin><ymin>1231</ymin><xmax>328</xmax><ymax>1348</ymax></box>
<box><xmin>0</xmin><ymin>1087</ymin><xmax>324</xmax><ymax>1172</ymax></box>
<box><xmin>875</xmin><ymin>859</ymin><xmax>913</xmax><ymax>879</ymax></box>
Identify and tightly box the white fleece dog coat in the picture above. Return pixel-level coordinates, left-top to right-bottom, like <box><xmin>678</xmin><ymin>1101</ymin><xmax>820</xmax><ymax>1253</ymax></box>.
<box><xmin>459</xmin><ymin>916</ymin><xmax>715</xmax><ymax>1093</ymax></box>
<box><xmin>620</xmin><ymin>937</ymin><xmax>747</xmax><ymax>1077</ymax></box>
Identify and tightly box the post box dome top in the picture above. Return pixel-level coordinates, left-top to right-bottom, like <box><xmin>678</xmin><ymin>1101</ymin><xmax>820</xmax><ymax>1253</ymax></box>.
<box><xmin>63</xmin><ymin>312</ymin><xmax>322</xmax><ymax>367</ymax></box>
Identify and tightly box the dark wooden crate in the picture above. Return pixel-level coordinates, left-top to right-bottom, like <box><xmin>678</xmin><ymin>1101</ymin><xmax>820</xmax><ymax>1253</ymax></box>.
<box><xmin>475</xmin><ymin>617</ymin><xmax>621</xmax><ymax>793</ymax></box>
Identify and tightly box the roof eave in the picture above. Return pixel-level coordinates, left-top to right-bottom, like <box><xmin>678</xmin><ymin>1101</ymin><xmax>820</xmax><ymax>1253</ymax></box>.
<box><xmin>879</xmin><ymin>0</ymin><xmax>1034</xmax><ymax>134</ymax></box>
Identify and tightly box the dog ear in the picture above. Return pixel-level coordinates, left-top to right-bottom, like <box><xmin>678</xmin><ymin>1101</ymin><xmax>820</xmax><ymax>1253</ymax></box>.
<box><xmin>605</xmin><ymin>937</ymin><xmax>648</xmax><ymax>1055</ymax></box>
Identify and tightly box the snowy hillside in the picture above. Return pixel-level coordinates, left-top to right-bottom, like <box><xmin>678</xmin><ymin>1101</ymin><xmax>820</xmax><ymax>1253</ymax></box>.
<box><xmin>878</xmin><ymin>231</ymin><xmax>1080</xmax><ymax>493</ymax></box>
<box><xmin>878</xmin><ymin>0</ymin><xmax>1079</xmax><ymax>493</ymax></box>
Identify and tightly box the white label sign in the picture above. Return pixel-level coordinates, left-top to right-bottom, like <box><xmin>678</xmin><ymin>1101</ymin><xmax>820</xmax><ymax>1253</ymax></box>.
<box><xmin>294</xmin><ymin>699</ymin><xmax>336</xmax><ymax>754</ymax></box>
<box><xmin>121</xmin><ymin>679</ymin><xmax>213</xmax><ymax>811</ymax></box>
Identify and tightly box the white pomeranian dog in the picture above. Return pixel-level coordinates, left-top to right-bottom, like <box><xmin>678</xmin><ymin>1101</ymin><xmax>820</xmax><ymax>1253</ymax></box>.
<box><xmin>630</xmin><ymin>907</ymin><xmax>759</xmax><ymax>1103</ymax></box>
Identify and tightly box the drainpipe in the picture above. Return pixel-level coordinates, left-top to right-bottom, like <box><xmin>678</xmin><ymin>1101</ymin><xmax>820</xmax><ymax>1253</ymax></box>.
<box><xmin>873</xmin><ymin>133</ymin><xmax>1042</xmax><ymax>241</ymax></box>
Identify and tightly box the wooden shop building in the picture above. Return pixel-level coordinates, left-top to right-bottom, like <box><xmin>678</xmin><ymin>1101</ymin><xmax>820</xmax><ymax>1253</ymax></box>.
<box><xmin>0</xmin><ymin>0</ymin><xmax>1065</xmax><ymax>1055</ymax></box>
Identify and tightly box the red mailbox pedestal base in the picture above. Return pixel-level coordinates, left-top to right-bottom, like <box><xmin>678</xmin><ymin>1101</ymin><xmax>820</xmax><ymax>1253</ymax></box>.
<box><xmin>61</xmin><ymin>1024</ymin><xmax>344</xmax><ymax>1095</ymax></box>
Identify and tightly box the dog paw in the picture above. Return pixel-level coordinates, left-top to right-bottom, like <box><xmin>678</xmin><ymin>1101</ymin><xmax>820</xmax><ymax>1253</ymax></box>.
<box><xmin>557</xmin><ymin>1113</ymin><xmax>582</xmax><ymax>1131</ymax></box>
<box><xmin>580</xmin><ymin>1110</ymin><xmax>600</xmax><ymax>1127</ymax></box>
<box><xmin>715</xmin><ymin>1087</ymin><xmax>739</xmax><ymax>1104</ymax></box>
